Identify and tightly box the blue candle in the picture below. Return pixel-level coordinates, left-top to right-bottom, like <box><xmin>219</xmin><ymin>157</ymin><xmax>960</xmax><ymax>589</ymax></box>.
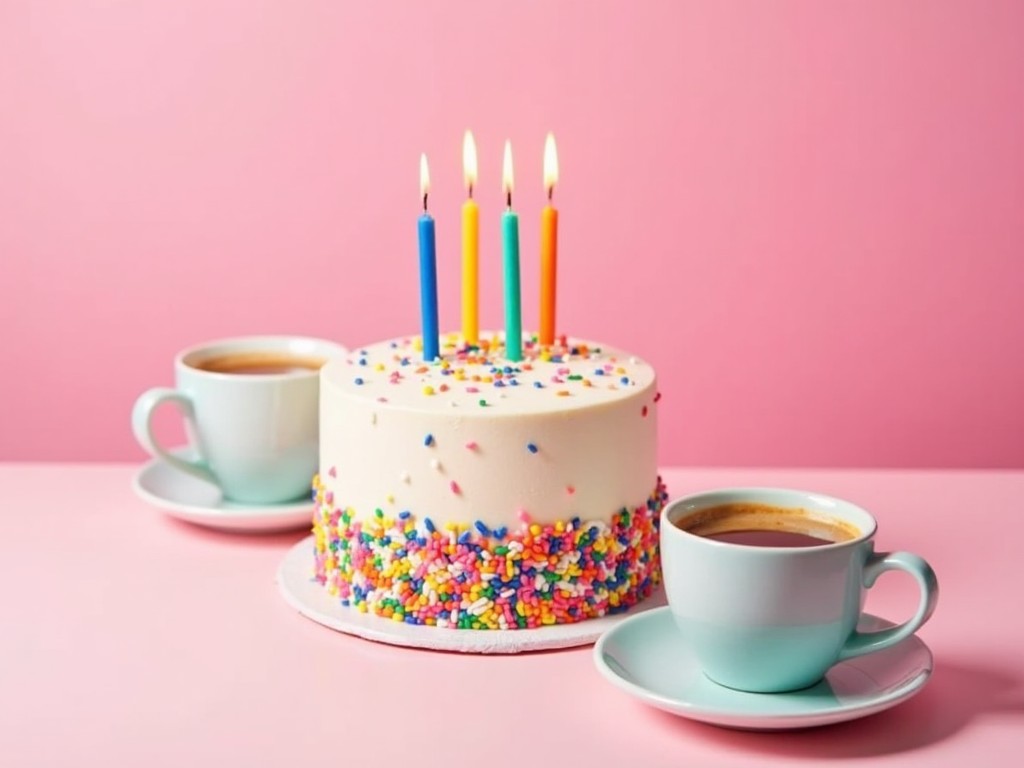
<box><xmin>502</xmin><ymin>141</ymin><xmax>522</xmax><ymax>362</ymax></box>
<box><xmin>418</xmin><ymin>154</ymin><xmax>439</xmax><ymax>362</ymax></box>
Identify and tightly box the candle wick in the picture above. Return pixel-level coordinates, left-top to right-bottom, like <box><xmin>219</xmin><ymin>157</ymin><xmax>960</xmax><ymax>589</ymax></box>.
<box><xmin>547</xmin><ymin>186</ymin><xmax>554</xmax><ymax>203</ymax></box>
<box><xmin>423</xmin><ymin>192</ymin><xmax>428</xmax><ymax>212</ymax></box>
<box><xmin>506</xmin><ymin>190</ymin><xmax>512</xmax><ymax>209</ymax></box>
<box><xmin>468</xmin><ymin>183</ymin><xmax>474</xmax><ymax>200</ymax></box>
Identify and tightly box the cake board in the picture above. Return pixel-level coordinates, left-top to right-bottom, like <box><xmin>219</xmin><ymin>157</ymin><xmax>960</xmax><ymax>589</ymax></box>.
<box><xmin>277</xmin><ymin>535</ymin><xmax>667</xmax><ymax>654</ymax></box>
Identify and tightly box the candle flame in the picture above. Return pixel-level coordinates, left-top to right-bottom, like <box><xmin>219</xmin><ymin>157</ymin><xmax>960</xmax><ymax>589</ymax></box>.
<box><xmin>463</xmin><ymin>131</ymin><xmax>478</xmax><ymax>194</ymax></box>
<box><xmin>419</xmin><ymin>153</ymin><xmax>430</xmax><ymax>201</ymax></box>
<box><xmin>543</xmin><ymin>133</ymin><xmax>559</xmax><ymax>194</ymax></box>
<box><xmin>502</xmin><ymin>140</ymin><xmax>514</xmax><ymax>198</ymax></box>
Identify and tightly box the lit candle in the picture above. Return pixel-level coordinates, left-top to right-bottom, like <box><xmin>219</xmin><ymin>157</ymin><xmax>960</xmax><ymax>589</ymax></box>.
<box><xmin>418</xmin><ymin>153</ymin><xmax>439</xmax><ymax>362</ymax></box>
<box><xmin>502</xmin><ymin>140</ymin><xmax>522</xmax><ymax>362</ymax></box>
<box><xmin>462</xmin><ymin>131</ymin><xmax>479</xmax><ymax>346</ymax></box>
<box><xmin>539</xmin><ymin>133</ymin><xmax>559</xmax><ymax>346</ymax></box>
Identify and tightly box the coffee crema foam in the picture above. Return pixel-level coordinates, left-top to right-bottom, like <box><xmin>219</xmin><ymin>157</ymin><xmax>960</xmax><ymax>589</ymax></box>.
<box><xmin>675</xmin><ymin>501</ymin><xmax>861</xmax><ymax>545</ymax></box>
<box><xmin>191</xmin><ymin>351</ymin><xmax>327</xmax><ymax>376</ymax></box>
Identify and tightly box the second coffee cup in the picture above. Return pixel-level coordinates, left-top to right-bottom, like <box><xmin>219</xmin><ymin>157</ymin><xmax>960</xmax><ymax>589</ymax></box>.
<box><xmin>132</xmin><ymin>335</ymin><xmax>347</xmax><ymax>505</ymax></box>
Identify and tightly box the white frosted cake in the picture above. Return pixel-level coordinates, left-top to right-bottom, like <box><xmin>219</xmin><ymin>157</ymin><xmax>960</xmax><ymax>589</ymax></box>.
<box><xmin>312</xmin><ymin>332</ymin><xmax>665</xmax><ymax>629</ymax></box>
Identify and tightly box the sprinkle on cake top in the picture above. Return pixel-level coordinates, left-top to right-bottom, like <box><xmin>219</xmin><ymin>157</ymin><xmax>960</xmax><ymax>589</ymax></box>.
<box><xmin>322</xmin><ymin>331</ymin><xmax>656</xmax><ymax>415</ymax></box>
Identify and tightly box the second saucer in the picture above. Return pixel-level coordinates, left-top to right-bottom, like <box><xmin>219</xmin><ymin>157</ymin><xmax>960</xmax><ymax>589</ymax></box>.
<box><xmin>132</xmin><ymin>448</ymin><xmax>314</xmax><ymax>533</ymax></box>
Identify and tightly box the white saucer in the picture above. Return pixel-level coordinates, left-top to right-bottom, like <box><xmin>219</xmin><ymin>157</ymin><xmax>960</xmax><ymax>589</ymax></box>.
<box><xmin>277</xmin><ymin>535</ymin><xmax>667</xmax><ymax>653</ymax></box>
<box><xmin>132</xmin><ymin>449</ymin><xmax>314</xmax><ymax>533</ymax></box>
<box><xmin>593</xmin><ymin>607</ymin><xmax>933</xmax><ymax>730</ymax></box>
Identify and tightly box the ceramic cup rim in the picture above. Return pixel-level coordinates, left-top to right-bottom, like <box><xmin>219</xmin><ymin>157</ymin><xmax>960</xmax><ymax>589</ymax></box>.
<box><xmin>661</xmin><ymin>486</ymin><xmax>878</xmax><ymax>553</ymax></box>
<box><xmin>174</xmin><ymin>335</ymin><xmax>349</xmax><ymax>382</ymax></box>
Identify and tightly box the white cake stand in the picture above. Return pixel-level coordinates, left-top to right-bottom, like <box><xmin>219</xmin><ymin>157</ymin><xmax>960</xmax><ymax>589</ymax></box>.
<box><xmin>276</xmin><ymin>535</ymin><xmax>667</xmax><ymax>654</ymax></box>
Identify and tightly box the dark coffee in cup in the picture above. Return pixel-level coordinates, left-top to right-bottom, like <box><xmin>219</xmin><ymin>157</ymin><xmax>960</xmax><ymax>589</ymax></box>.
<box><xmin>673</xmin><ymin>501</ymin><xmax>861</xmax><ymax>548</ymax></box>
<box><xmin>191</xmin><ymin>352</ymin><xmax>326</xmax><ymax>376</ymax></box>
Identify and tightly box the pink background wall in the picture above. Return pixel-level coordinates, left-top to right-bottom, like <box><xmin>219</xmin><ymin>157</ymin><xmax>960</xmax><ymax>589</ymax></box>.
<box><xmin>2</xmin><ymin>1</ymin><xmax>1022</xmax><ymax>468</ymax></box>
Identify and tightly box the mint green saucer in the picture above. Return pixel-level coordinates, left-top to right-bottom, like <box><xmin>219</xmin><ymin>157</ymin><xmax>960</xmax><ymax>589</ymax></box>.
<box><xmin>593</xmin><ymin>607</ymin><xmax>932</xmax><ymax>730</ymax></box>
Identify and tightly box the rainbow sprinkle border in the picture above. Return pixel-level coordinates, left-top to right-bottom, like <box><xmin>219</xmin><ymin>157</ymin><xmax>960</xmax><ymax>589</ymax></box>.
<box><xmin>312</xmin><ymin>477</ymin><xmax>667</xmax><ymax>630</ymax></box>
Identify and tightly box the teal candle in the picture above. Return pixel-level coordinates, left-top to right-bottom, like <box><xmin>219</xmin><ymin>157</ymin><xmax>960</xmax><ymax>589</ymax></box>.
<box><xmin>501</xmin><ymin>140</ymin><xmax>522</xmax><ymax>362</ymax></box>
<box><xmin>502</xmin><ymin>209</ymin><xmax>522</xmax><ymax>361</ymax></box>
<box><xmin>418</xmin><ymin>154</ymin><xmax>439</xmax><ymax>362</ymax></box>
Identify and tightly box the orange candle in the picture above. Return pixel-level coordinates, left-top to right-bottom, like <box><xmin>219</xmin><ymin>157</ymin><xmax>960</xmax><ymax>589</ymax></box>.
<box><xmin>539</xmin><ymin>133</ymin><xmax>559</xmax><ymax>346</ymax></box>
<box><xmin>462</xmin><ymin>131</ymin><xmax>479</xmax><ymax>346</ymax></box>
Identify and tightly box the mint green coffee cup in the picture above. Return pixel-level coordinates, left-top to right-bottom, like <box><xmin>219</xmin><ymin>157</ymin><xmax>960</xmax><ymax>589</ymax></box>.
<box><xmin>661</xmin><ymin>488</ymin><xmax>938</xmax><ymax>693</ymax></box>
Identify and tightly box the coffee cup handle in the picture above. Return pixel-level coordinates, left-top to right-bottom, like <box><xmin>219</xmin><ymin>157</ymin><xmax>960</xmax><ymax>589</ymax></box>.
<box><xmin>131</xmin><ymin>387</ymin><xmax>217</xmax><ymax>485</ymax></box>
<box><xmin>838</xmin><ymin>550</ymin><xmax>939</xmax><ymax>662</ymax></box>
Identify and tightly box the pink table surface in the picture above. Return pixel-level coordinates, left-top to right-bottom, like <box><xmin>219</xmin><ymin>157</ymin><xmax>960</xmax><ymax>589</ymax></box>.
<box><xmin>1</xmin><ymin>465</ymin><xmax>1022</xmax><ymax>767</ymax></box>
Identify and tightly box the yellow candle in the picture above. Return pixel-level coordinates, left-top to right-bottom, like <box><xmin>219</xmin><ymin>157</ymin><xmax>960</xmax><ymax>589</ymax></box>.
<box><xmin>539</xmin><ymin>133</ymin><xmax>559</xmax><ymax>346</ymax></box>
<box><xmin>462</xmin><ymin>130</ymin><xmax>479</xmax><ymax>346</ymax></box>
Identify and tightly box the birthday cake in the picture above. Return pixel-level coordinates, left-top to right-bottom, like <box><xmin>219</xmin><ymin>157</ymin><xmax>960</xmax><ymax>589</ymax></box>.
<box><xmin>311</xmin><ymin>331</ymin><xmax>665</xmax><ymax>630</ymax></box>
